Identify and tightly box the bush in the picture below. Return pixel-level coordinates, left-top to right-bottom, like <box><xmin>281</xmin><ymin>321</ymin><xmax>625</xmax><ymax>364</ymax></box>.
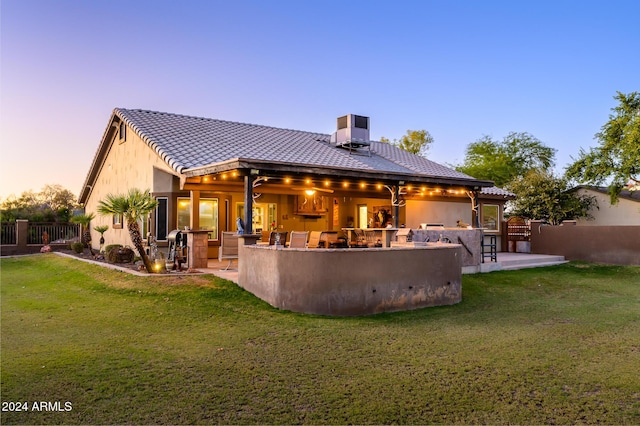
<box><xmin>71</xmin><ymin>242</ymin><xmax>84</xmax><ymax>254</ymax></box>
<box><xmin>104</xmin><ymin>244</ymin><xmax>122</xmax><ymax>255</ymax></box>
<box><xmin>105</xmin><ymin>244</ymin><xmax>123</xmax><ymax>263</ymax></box>
<box><xmin>105</xmin><ymin>245</ymin><xmax>134</xmax><ymax>264</ymax></box>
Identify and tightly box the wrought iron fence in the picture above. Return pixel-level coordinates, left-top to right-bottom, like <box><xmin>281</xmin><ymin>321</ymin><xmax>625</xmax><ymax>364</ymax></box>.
<box><xmin>1</xmin><ymin>222</ymin><xmax>16</xmax><ymax>245</ymax></box>
<box><xmin>27</xmin><ymin>222</ymin><xmax>81</xmax><ymax>244</ymax></box>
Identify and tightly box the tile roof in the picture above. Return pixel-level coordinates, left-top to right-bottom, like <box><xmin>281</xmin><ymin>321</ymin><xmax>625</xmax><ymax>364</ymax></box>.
<box><xmin>480</xmin><ymin>186</ymin><xmax>516</xmax><ymax>198</ymax></box>
<box><xmin>115</xmin><ymin>108</ymin><xmax>492</xmax><ymax>188</ymax></box>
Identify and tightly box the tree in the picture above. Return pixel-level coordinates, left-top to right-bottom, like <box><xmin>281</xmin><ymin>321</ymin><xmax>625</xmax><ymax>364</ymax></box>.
<box><xmin>380</xmin><ymin>129</ymin><xmax>434</xmax><ymax>157</ymax></box>
<box><xmin>455</xmin><ymin>132</ymin><xmax>556</xmax><ymax>188</ymax></box>
<box><xmin>0</xmin><ymin>185</ymin><xmax>78</xmax><ymax>222</ymax></box>
<box><xmin>565</xmin><ymin>91</ymin><xmax>640</xmax><ymax>204</ymax></box>
<box><xmin>71</xmin><ymin>213</ymin><xmax>96</xmax><ymax>256</ymax></box>
<box><xmin>40</xmin><ymin>184</ymin><xmax>77</xmax><ymax>211</ymax></box>
<box><xmin>96</xmin><ymin>188</ymin><xmax>158</xmax><ymax>273</ymax></box>
<box><xmin>507</xmin><ymin>170</ymin><xmax>597</xmax><ymax>225</ymax></box>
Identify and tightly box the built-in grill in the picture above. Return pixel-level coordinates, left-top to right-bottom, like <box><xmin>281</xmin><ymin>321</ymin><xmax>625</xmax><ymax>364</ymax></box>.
<box><xmin>167</xmin><ymin>229</ymin><xmax>187</xmax><ymax>270</ymax></box>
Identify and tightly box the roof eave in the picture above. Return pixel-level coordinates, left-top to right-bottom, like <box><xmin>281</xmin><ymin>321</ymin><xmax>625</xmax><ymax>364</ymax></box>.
<box><xmin>78</xmin><ymin>110</ymin><xmax>121</xmax><ymax>204</ymax></box>
<box><xmin>184</xmin><ymin>158</ymin><xmax>495</xmax><ymax>189</ymax></box>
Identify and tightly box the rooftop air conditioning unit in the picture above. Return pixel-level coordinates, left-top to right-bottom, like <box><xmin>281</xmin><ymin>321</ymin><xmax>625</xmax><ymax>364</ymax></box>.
<box><xmin>330</xmin><ymin>114</ymin><xmax>371</xmax><ymax>155</ymax></box>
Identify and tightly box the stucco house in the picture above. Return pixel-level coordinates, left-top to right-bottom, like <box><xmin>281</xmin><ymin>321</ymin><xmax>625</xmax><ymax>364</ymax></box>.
<box><xmin>79</xmin><ymin>109</ymin><xmax>514</xmax><ymax>257</ymax></box>
<box><xmin>571</xmin><ymin>185</ymin><xmax>640</xmax><ymax>226</ymax></box>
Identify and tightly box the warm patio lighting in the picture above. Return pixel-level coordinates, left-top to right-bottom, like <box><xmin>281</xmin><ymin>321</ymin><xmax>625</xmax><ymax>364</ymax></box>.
<box><xmin>304</xmin><ymin>189</ymin><xmax>316</xmax><ymax>196</ymax></box>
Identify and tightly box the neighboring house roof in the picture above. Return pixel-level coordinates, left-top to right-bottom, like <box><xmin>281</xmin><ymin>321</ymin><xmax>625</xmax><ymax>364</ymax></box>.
<box><xmin>573</xmin><ymin>185</ymin><xmax>640</xmax><ymax>203</ymax></box>
<box><xmin>480</xmin><ymin>186</ymin><xmax>516</xmax><ymax>199</ymax></box>
<box><xmin>81</xmin><ymin>108</ymin><xmax>512</xmax><ymax>202</ymax></box>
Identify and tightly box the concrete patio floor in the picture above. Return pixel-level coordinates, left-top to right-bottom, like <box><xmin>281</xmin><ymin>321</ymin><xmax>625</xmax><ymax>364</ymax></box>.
<box><xmin>203</xmin><ymin>252</ymin><xmax>568</xmax><ymax>283</ymax></box>
<box><xmin>48</xmin><ymin>251</ymin><xmax>567</xmax><ymax>284</ymax></box>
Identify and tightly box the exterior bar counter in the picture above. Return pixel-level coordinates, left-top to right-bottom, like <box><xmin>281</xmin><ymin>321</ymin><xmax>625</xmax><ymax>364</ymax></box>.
<box><xmin>238</xmin><ymin>239</ymin><xmax>462</xmax><ymax>316</ymax></box>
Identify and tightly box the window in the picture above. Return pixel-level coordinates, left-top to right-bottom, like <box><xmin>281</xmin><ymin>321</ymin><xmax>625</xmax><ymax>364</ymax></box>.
<box><xmin>236</xmin><ymin>203</ymin><xmax>276</xmax><ymax>232</ymax></box>
<box><xmin>138</xmin><ymin>214</ymin><xmax>150</xmax><ymax>240</ymax></box>
<box><xmin>155</xmin><ymin>197</ymin><xmax>168</xmax><ymax>241</ymax></box>
<box><xmin>112</xmin><ymin>214</ymin><xmax>123</xmax><ymax>229</ymax></box>
<box><xmin>177</xmin><ymin>197</ymin><xmax>219</xmax><ymax>240</ymax></box>
<box><xmin>482</xmin><ymin>204</ymin><xmax>500</xmax><ymax>232</ymax></box>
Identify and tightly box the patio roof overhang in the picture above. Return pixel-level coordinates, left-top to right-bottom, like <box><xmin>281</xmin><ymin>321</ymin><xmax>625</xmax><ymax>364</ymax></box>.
<box><xmin>181</xmin><ymin>158</ymin><xmax>495</xmax><ymax>192</ymax></box>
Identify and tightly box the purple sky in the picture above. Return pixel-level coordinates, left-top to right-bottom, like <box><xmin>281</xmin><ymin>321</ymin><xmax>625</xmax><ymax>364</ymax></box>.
<box><xmin>1</xmin><ymin>0</ymin><xmax>638</xmax><ymax>200</ymax></box>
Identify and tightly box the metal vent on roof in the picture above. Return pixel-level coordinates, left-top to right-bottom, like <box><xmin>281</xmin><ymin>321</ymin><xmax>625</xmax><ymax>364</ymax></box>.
<box><xmin>330</xmin><ymin>114</ymin><xmax>371</xmax><ymax>156</ymax></box>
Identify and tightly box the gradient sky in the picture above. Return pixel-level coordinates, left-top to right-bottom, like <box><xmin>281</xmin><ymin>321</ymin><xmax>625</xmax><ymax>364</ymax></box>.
<box><xmin>1</xmin><ymin>0</ymin><xmax>638</xmax><ymax>201</ymax></box>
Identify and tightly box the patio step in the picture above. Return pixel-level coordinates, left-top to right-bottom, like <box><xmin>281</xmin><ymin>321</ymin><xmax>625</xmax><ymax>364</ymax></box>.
<box><xmin>499</xmin><ymin>254</ymin><xmax>567</xmax><ymax>270</ymax></box>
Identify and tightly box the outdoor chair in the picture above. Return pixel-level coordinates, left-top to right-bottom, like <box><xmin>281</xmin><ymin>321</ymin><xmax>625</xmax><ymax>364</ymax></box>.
<box><xmin>289</xmin><ymin>231</ymin><xmax>308</xmax><ymax>248</ymax></box>
<box><xmin>307</xmin><ymin>231</ymin><xmax>322</xmax><ymax>248</ymax></box>
<box><xmin>364</xmin><ymin>229</ymin><xmax>383</xmax><ymax>247</ymax></box>
<box><xmin>218</xmin><ymin>232</ymin><xmax>239</xmax><ymax>270</ymax></box>
<box><xmin>269</xmin><ymin>231</ymin><xmax>288</xmax><ymax>246</ymax></box>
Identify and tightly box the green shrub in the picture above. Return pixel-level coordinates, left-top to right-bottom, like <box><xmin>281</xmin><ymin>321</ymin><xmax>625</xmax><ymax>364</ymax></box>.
<box><xmin>71</xmin><ymin>242</ymin><xmax>84</xmax><ymax>254</ymax></box>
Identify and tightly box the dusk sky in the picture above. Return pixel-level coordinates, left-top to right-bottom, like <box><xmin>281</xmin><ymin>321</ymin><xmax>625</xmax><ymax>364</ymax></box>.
<box><xmin>1</xmin><ymin>0</ymin><xmax>638</xmax><ymax>201</ymax></box>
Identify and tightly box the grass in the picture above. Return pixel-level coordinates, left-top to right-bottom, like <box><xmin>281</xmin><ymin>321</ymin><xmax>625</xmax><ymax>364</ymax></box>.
<box><xmin>1</xmin><ymin>254</ymin><xmax>639</xmax><ymax>425</ymax></box>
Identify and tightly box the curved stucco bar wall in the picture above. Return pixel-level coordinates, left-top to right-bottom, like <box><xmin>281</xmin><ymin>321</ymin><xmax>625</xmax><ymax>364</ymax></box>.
<box><xmin>238</xmin><ymin>242</ymin><xmax>463</xmax><ymax>316</ymax></box>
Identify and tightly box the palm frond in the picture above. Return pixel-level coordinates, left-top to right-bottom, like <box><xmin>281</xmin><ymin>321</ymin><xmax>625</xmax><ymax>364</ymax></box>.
<box><xmin>96</xmin><ymin>188</ymin><xmax>158</xmax><ymax>224</ymax></box>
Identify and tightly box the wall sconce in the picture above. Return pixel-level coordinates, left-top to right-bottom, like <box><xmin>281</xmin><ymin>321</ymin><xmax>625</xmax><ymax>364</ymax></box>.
<box><xmin>304</xmin><ymin>189</ymin><xmax>316</xmax><ymax>196</ymax></box>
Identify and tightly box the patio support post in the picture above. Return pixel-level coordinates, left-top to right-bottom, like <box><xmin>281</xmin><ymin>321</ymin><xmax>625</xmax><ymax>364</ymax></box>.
<box><xmin>190</xmin><ymin>190</ymin><xmax>200</xmax><ymax>231</ymax></box>
<box><xmin>243</xmin><ymin>175</ymin><xmax>255</xmax><ymax>234</ymax></box>
<box><xmin>473</xmin><ymin>190</ymin><xmax>480</xmax><ymax>228</ymax></box>
<box><xmin>394</xmin><ymin>186</ymin><xmax>400</xmax><ymax>228</ymax></box>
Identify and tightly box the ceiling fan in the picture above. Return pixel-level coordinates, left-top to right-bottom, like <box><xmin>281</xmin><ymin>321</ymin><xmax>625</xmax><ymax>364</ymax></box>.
<box><xmin>292</xmin><ymin>186</ymin><xmax>334</xmax><ymax>194</ymax></box>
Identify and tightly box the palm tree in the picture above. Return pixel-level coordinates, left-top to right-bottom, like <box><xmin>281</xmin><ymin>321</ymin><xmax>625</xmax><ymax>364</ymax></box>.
<box><xmin>71</xmin><ymin>212</ymin><xmax>96</xmax><ymax>256</ymax></box>
<box><xmin>94</xmin><ymin>225</ymin><xmax>109</xmax><ymax>253</ymax></box>
<box><xmin>96</xmin><ymin>188</ymin><xmax>158</xmax><ymax>273</ymax></box>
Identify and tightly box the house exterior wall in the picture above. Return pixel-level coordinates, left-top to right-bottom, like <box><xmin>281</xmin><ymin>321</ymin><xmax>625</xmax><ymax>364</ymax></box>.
<box><xmin>575</xmin><ymin>188</ymin><xmax>640</xmax><ymax>226</ymax></box>
<box><xmin>406</xmin><ymin>199</ymin><xmax>471</xmax><ymax>228</ymax></box>
<box><xmin>83</xmin><ymin>126</ymin><xmax>177</xmax><ymax>250</ymax></box>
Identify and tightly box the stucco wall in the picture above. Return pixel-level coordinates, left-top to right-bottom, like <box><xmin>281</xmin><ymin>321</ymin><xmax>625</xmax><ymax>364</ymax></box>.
<box><xmin>83</xmin><ymin>126</ymin><xmax>177</xmax><ymax>250</ymax></box>
<box><xmin>530</xmin><ymin>221</ymin><xmax>640</xmax><ymax>265</ymax></box>
<box><xmin>406</xmin><ymin>199</ymin><xmax>471</xmax><ymax>229</ymax></box>
<box><xmin>575</xmin><ymin>189</ymin><xmax>640</xmax><ymax>226</ymax></box>
<box><xmin>238</xmin><ymin>243</ymin><xmax>462</xmax><ymax>316</ymax></box>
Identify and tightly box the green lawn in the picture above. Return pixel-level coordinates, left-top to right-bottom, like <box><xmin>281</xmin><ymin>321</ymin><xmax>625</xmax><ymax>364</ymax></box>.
<box><xmin>1</xmin><ymin>254</ymin><xmax>639</xmax><ymax>425</ymax></box>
